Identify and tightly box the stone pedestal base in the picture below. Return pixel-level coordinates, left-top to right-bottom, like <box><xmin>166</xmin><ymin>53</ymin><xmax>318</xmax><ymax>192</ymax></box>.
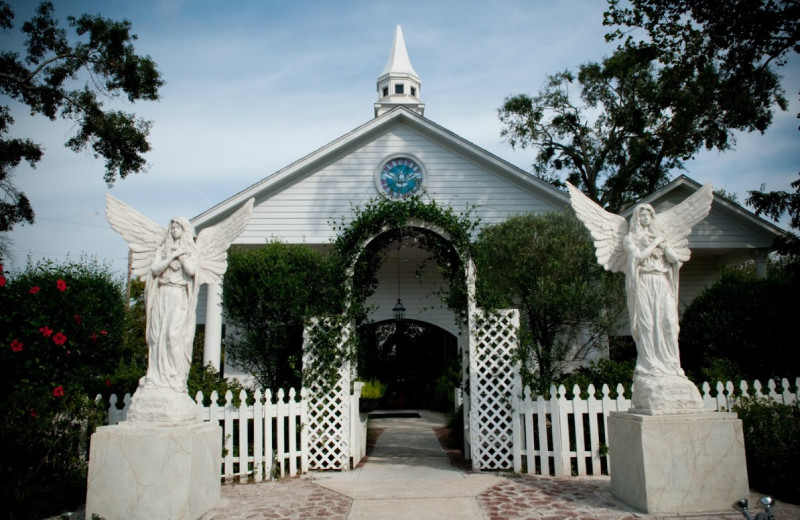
<box><xmin>608</xmin><ymin>411</ymin><xmax>748</xmax><ymax>515</ymax></box>
<box><xmin>86</xmin><ymin>421</ymin><xmax>220</xmax><ymax>520</ymax></box>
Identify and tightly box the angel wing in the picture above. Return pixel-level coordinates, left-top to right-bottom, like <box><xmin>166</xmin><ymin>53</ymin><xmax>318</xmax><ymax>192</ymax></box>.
<box><xmin>567</xmin><ymin>183</ymin><xmax>629</xmax><ymax>273</ymax></box>
<box><xmin>195</xmin><ymin>198</ymin><xmax>254</xmax><ymax>286</ymax></box>
<box><xmin>105</xmin><ymin>194</ymin><xmax>166</xmax><ymax>279</ymax></box>
<box><xmin>654</xmin><ymin>183</ymin><xmax>713</xmax><ymax>263</ymax></box>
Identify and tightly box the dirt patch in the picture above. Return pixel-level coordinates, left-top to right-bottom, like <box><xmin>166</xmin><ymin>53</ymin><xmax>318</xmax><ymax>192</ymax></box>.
<box><xmin>434</xmin><ymin>426</ymin><xmax>472</xmax><ymax>472</ymax></box>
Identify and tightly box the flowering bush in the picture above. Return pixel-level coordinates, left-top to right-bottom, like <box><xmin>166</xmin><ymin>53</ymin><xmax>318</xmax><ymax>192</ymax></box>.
<box><xmin>0</xmin><ymin>259</ymin><xmax>127</xmax><ymax>518</ymax></box>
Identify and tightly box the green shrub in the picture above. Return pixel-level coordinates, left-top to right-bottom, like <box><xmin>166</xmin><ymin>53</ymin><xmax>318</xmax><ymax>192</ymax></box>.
<box><xmin>359</xmin><ymin>378</ymin><xmax>388</xmax><ymax>400</ymax></box>
<box><xmin>0</xmin><ymin>259</ymin><xmax>126</xmax><ymax>519</ymax></box>
<box><xmin>555</xmin><ymin>358</ymin><xmax>635</xmax><ymax>399</ymax></box>
<box><xmin>733</xmin><ymin>397</ymin><xmax>800</xmax><ymax>501</ymax></box>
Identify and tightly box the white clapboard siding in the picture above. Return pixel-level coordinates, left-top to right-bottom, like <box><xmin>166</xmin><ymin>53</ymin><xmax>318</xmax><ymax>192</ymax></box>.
<box><xmin>512</xmin><ymin>377</ymin><xmax>799</xmax><ymax>477</ymax></box>
<box><xmin>234</xmin><ymin>124</ymin><xmax>564</xmax><ymax>245</ymax></box>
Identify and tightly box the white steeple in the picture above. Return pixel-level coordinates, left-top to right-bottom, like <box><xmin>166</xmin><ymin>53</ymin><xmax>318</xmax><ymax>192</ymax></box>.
<box><xmin>374</xmin><ymin>26</ymin><xmax>424</xmax><ymax>117</ymax></box>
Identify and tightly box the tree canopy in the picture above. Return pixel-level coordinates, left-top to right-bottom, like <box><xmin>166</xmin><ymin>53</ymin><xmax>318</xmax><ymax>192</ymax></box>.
<box><xmin>0</xmin><ymin>1</ymin><xmax>163</xmax><ymax>233</ymax></box>
<box><xmin>501</xmin><ymin>0</ymin><xmax>798</xmax><ymax>212</ymax></box>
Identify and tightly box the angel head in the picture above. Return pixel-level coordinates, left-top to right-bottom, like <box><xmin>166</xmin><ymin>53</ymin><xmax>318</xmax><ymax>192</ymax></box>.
<box><xmin>164</xmin><ymin>217</ymin><xmax>195</xmax><ymax>250</ymax></box>
<box><xmin>630</xmin><ymin>204</ymin><xmax>657</xmax><ymax>236</ymax></box>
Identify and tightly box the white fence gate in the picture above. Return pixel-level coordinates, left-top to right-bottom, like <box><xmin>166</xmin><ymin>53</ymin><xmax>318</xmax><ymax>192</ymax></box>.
<box><xmin>512</xmin><ymin>377</ymin><xmax>800</xmax><ymax>477</ymax></box>
<box><xmin>103</xmin><ymin>385</ymin><xmax>367</xmax><ymax>482</ymax></box>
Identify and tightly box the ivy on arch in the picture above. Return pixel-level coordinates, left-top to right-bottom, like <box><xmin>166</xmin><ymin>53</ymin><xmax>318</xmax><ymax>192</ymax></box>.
<box><xmin>331</xmin><ymin>194</ymin><xmax>480</xmax><ymax>323</ymax></box>
<box><xmin>304</xmin><ymin>195</ymin><xmax>480</xmax><ymax>391</ymax></box>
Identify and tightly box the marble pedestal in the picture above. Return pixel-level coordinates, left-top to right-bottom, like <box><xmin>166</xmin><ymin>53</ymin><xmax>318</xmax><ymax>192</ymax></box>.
<box><xmin>86</xmin><ymin>421</ymin><xmax>220</xmax><ymax>520</ymax></box>
<box><xmin>608</xmin><ymin>411</ymin><xmax>748</xmax><ymax>515</ymax></box>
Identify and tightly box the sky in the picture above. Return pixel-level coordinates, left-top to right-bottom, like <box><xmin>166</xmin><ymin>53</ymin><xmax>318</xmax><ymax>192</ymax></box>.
<box><xmin>3</xmin><ymin>0</ymin><xmax>799</xmax><ymax>276</ymax></box>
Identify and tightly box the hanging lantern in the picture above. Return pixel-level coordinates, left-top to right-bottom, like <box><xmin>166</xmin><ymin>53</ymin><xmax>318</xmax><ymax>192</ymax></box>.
<box><xmin>393</xmin><ymin>298</ymin><xmax>406</xmax><ymax>321</ymax></box>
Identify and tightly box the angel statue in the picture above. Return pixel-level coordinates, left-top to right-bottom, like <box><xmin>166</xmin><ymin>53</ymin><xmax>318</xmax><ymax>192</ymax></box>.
<box><xmin>567</xmin><ymin>182</ymin><xmax>713</xmax><ymax>414</ymax></box>
<box><xmin>106</xmin><ymin>194</ymin><xmax>253</xmax><ymax>423</ymax></box>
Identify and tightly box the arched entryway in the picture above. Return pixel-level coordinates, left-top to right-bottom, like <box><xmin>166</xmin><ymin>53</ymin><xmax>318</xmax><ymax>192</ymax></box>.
<box><xmin>303</xmin><ymin>198</ymin><xmax>519</xmax><ymax>472</ymax></box>
<box><xmin>358</xmin><ymin>319</ymin><xmax>459</xmax><ymax>411</ymax></box>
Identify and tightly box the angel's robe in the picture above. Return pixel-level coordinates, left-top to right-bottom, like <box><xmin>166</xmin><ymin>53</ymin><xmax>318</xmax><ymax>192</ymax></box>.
<box><xmin>624</xmin><ymin>229</ymin><xmax>683</xmax><ymax>377</ymax></box>
<box><xmin>142</xmin><ymin>246</ymin><xmax>199</xmax><ymax>391</ymax></box>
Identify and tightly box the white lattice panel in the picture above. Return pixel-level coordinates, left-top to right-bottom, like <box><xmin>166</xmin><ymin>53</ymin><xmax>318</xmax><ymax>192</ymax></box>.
<box><xmin>303</xmin><ymin>317</ymin><xmax>352</xmax><ymax>471</ymax></box>
<box><xmin>468</xmin><ymin>308</ymin><xmax>520</xmax><ymax>470</ymax></box>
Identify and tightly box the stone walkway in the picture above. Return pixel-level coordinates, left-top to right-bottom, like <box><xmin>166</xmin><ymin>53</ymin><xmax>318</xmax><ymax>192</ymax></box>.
<box><xmin>201</xmin><ymin>410</ymin><xmax>800</xmax><ymax>520</ymax></box>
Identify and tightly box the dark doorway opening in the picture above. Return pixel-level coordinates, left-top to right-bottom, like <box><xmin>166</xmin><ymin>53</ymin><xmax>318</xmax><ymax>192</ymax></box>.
<box><xmin>358</xmin><ymin>319</ymin><xmax>459</xmax><ymax>411</ymax></box>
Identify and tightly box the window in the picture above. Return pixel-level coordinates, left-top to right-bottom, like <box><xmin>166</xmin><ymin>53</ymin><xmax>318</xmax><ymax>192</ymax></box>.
<box><xmin>410</xmin><ymin>87</ymin><xmax>416</xmax><ymax>97</ymax></box>
<box><xmin>382</xmin><ymin>87</ymin><xmax>388</xmax><ymax>97</ymax></box>
<box><xmin>395</xmin><ymin>84</ymin><xmax>404</xmax><ymax>94</ymax></box>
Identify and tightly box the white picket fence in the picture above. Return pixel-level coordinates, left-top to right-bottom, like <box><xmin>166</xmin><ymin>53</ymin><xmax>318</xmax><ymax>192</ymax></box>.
<box><xmin>103</xmin><ymin>386</ymin><xmax>368</xmax><ymax>482</ymax></box>
<box><xmin>512</xmin><ymin>377</ymin><xmax>800</xmax><ymax>477</ymax></box>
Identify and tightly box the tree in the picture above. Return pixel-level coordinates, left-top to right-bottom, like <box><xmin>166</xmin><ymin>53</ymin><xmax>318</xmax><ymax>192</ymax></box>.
<box><xmin>747</xmin><ymin>173</ymin><xmax>800</xmax><ymax>262</ymax></box>
<box><xmin>473</xmin><ymin>212</ymin><xmax>625</xmax><ymax>395</ymax></box>
<box><xmin>605</xmin><ymin>0</ymin><xmax>797</xmax><ymax>127</ymax></box>
<box><xmin>222</xmin><ymin>242</ymin><xmax>344</xmax><ymax>390</ymax></box>
<box><xmin>500</xmin><ymin>46</ymin><xmax>688</xmax><ymax>212</ymax></box>
<box><xmin>502</xmin><ymin>1</ymin><xmax>798</xmax><ymax>212</ymax></box>
<box><xmin>0</xmin><ymin>1</ymin><xmax>163</xmax><ymax>233</ymax></box>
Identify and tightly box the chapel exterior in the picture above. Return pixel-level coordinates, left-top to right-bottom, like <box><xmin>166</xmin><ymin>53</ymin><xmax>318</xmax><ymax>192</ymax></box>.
<box><xmin>191</xmin><ymin>26</ymin><xmax>784</xmax><ymax>379</ymax></box>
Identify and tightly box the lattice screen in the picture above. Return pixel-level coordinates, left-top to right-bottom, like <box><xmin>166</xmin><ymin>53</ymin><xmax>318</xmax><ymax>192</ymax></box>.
<box><xmin>302</xmin><ymin>317</ymin><xmax>352</xmax><ymax>471</ymax></box>
<box><xmin>468</xmin><ymin>308</ymin><xmax>520</xmax><ymax>470</ymax></box>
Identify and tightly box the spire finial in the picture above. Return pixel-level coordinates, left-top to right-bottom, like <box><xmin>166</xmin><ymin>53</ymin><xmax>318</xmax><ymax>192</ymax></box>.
<box><xmin>374</xmin><ymin>25</ymin><xmax>424</xmax><ymax>117</ymax></box>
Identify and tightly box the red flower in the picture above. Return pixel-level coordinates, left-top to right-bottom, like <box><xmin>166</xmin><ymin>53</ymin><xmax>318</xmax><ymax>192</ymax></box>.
<box><xmin>29</xmin><ymin>286</ymin><xmax>40</xmax><ymax>294</ymax></box>
<box><xmin>100</xmin><ymin>330</ymin><xmax>108</xmax><ymax>335</ymax></box>
<box><xmin>90</xmin><ymin>332</ymin><xmax>98</xmax><ymax>343</ymax></box>
<box><xmin>56</xmin><ymin>279</ymin><xmax>67</xmax><ymax>292</ymax></box>
<box><xmin>40</xmin><ymin>325</ymin><xmax>53</xmax><ymax>337</ymax></box>
<box><xmin>0</xmin><ymin>275</ymin><xmax>5</xmax><ymax>287</ymax></box>
<box><xmin>52</xmin><ymin>386</ymin><xmax>65</xmax><ymax>398</ymax></box>
<box><xmin>30</xmin><ymin>410</ymin><xmax>38</xmax><ymax>418</ymax></box>
<box><xmin>105</xmin><ymin>378</ymin><xmax>112</xmax><ymax>387</ymax></box>
<box><xmin>74</xmin><ymin>314</ymin><xmax>82</xmax><ymax>324</ymax></box>
<box><xmin>10</xmin><ymin>339</ymin><xmax>23</xmax><ymax>352</ymax></box>
<box><xmin>52</xmin><ymin>332</ymin><xmax>67</xmax><ymax>346</ymax></box>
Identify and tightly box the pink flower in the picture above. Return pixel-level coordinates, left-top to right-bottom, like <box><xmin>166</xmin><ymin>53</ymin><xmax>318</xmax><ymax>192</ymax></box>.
<box><xmin>52</xmin><ymin>332</ymin><xmax>67</xmax><ymax>346</ymax></box>
<box><xmin>74</xmin><ymin>314</ymin><xmax>82</xmax><ymax>324</ymax></box>
<box><xmin>29</xmin><ymin>286</ymin><xmax>40</xmax><ymax>294</ymax></box>
<box><xmin>10</xmin><ymin>339</ymin><xmax>23</xmax><ymax>352</ymax></box>
<box><xmin>56</xmin><ymin>279</ymin><xmax>67</xmax><ymax>292</ymax></box>
<box><xmin>52</xmin><ymin>386</ymin><xmax>65</xmax><ymax>398</ymax></box>
<box><xmin>39</xmin><ymin>326</ymin><xmax>53</xmax><ymax>337</ymax></box>
<box><xmin>0</xmin><ymin>275</ymin><xmax>6</xmax><ymax>287</ymax></box>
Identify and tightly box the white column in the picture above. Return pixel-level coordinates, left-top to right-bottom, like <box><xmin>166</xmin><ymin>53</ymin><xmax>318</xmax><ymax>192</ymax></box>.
<box><xmin>203</xmin><ymin>282</ymin><xmax>223</xmax><ymax>371</ymax></box>
<box><xmin>754</xmin><ymin>249</ymin><xmax>769</xmax><ymax>279</ymax></box>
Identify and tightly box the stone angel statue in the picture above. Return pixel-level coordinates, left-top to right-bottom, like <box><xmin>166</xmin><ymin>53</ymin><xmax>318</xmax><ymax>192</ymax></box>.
<box><xmin>106</xmin><ymin>194</ymin><xmax>254</xmax><ymax>422</ymax></box>
<box><xmin>567</xmin><ymin>183</ymin><xmax>713</xmax><ymax>414</ymax></box>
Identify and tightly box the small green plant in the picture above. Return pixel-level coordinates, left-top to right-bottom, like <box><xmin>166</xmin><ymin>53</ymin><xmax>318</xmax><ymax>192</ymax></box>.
<box><xmin>359</xmin><ymin>379</ymin><xmax>388</xmax><ymax>400</ymax></box>
<box><xmin>733</xmin><ymin>396</ymin><xmax>800</xmax><ymax>501</ymax></box>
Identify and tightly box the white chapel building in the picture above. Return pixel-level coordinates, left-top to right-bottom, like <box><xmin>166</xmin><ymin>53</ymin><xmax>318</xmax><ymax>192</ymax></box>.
<box><xmin>191</xmin><ymin>26</ymin><xmax>784</xmax><ymax>379</ymax></box>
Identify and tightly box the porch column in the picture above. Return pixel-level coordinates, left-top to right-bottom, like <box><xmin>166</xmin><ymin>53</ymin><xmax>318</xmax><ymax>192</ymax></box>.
<box><xmin>203</xmin><ymin>282</ymin><xmax>223</xmax><ymax>371</ymax></box>
<box><xmin>754</xmin><ymin>248</ymin><xmax>769</xmax><ymax>279</ymax></box>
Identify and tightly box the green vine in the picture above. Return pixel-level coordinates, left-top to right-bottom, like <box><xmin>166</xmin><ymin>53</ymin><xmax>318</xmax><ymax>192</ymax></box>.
<box><xmin>331</xmin><ymin>194</ymin><xmax>479</xmax><ymax>323</ymax></box>
<box><xmin>303</xmin><ymin>195</ymin><xmax>480</xmax><ymax>391</ymax></box>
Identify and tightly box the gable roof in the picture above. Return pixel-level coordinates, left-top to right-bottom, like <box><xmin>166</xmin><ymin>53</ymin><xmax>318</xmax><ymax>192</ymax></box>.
<box><xmin>192</xmin><ymin>106</ymin><xmax>568</xmax><ymax>229</ymax></box>
<box><xmin>624</xmin><ymin>175</ymin><xmax>785</xmax><ymax>237</ymax></box>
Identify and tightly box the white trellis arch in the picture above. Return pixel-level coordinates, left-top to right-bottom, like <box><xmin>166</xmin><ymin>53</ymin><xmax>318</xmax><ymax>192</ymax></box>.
<box><xmin>302</xmin><ymin>217</ymin><xmax>520</xmax><ymax>471</ymax></box>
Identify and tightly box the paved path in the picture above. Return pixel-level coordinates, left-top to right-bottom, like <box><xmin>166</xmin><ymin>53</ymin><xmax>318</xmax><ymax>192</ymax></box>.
<box><xmin>313</xmin><ymin>410</ymin><xmax>497</xmax><ymax>520</ymax></box>
<box><xmin>202</xmin><ymin>410</ymin><xmax>800</xmax><ymax>520</ymax></box>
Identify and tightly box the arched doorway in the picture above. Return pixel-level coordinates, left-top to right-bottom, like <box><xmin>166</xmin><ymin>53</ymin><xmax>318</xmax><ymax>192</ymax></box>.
<box><xmin>358</xmin><ymin>319</ymin><xmax>459</xmax><ymax>411</ymax></box>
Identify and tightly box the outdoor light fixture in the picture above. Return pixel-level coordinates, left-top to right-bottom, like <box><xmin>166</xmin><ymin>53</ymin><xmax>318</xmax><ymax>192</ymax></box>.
<box><xmin>393</xmin><ymin>231</ymin><xmax>405</xmax><ymax>321</ymax></box>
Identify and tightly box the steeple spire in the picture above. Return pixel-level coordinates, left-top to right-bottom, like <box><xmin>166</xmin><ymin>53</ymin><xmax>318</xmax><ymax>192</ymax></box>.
<box><xmin>374</xmin><ymin>26</ymin><xmax>424</xmax><ymax>117</ymax></box>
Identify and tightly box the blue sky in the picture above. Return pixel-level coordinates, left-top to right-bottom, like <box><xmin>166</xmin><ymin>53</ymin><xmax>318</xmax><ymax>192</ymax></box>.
<box><xmin>4</xmin><ymin>0</ymin><xmax>798</xmax><ymax>275</ymax></box>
